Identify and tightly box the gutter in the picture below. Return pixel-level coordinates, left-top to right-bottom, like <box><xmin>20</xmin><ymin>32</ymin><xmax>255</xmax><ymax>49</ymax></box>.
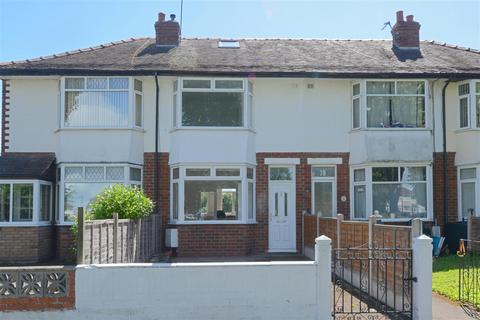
<box><xmin>1</xmin><ymin>69</ymin><xmax>480</xmax><ymax>79</ymax></box>
<box><xmin>441</xmin><ymin>80</ymin><xmax>451</xmax><ymax>228</ymax></box>
<box><xmin>154</xmin><ymin>73</ymin><xmax>160</xmax><ymax>214</ymax></box>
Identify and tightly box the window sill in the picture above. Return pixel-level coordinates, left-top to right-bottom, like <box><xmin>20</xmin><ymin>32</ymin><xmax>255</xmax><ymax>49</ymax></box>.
<box><xmin>0</xmin><ymin>222</ymin><xmax>53</xmax><ymax>227</ymax></box>
<box><xmin>168</xmin><ymin>220</ymin><xmax>257</xmax><ymax>225</ymax></box>
<box><xmin>170</xmin><ymin>127</ymin><xmax>256</xmax><ymax>134</ymax></box>
<box><xmin>455</xmin><ymin>128</ymin><xmax>480</xmax><ymax>134</ymax></box>
<box><xmin>55</xmin><ymin>127</ymin><xmax>146</xmax><ymax>133</ymax></box>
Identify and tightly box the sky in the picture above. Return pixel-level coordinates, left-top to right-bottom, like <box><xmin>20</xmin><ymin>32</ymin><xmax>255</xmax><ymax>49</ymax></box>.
<box><xmin>0</xmin><ymin>0</ymin><xmax>480</xmax><ymax>63</ymax></box>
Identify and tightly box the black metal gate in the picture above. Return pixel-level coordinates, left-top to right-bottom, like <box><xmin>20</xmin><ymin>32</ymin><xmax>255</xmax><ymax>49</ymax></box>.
<box><xmin>332</xmin><ymin>247</ymin><xmax>414</xmax><ymax>320</ymax></box>
<box><xmin>458</xmin><ymin>239</ymin><xmax>480</xmax><ymax>315</ymax></box>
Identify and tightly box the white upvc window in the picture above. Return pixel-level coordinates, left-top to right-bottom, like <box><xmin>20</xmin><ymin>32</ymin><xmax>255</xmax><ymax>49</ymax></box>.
<box><xmin>457</xmin><ymin>81</ymin><xmax>480</xmax><ymax>130</ymax></box>
<box><xmin>458</xmin><ymin>166</ymin><xmax>479</xmax><ymax>221</ymax></box>
<box><xmin>61</xmin><ymin>77</ymin><xmax>143</xmax><ymax>129</ymax></box>
<box><xmin>350</xmin><ymin>164</ymin><xmax>433</xmax><ymax>221</ymax></box>
<box><xmin>173</xmin><ymin>78</ymin><xmax>254</xmax><ymax>128</ymax></box>
<box><xmin>170</xmin><ymin>165</ymin><xmax>255</xmax><ymax>224</ymax></box>
<box><xmin>351</xmin><ymin>80</ymin><xmax>428</xmax><ymax>129</ymax></box>
<box><xmin>311</xmin><ymin>166</ymin><xmax>336</xmax><ymax>218</ymax></box>
<box><xmin>58</xmin><ymin>164</ymin><xmax>142</xmax><ymax>224</ymax></box>
<box><xmin>0</xmin><ymin>180</ymin><xmax>53</xmax><ymax>226</ymax></box>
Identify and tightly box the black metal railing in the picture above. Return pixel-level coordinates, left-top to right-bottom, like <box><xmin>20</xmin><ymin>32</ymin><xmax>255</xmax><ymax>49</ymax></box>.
<box><xmin>458</xmin><ymin>239</ymin><xmax>480</xmax><ymax>315</ymax></box>
<box><xmin>332</xmin><ymin>247</ymin><xmax>413</xmax><ymax>320</ymax></box>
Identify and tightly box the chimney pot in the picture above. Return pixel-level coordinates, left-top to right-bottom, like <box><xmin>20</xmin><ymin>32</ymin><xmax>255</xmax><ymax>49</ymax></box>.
<box><xmin>406</xmin><ymin>15</ymin><xmax>414</xmax><ymax>22</ymax></box>
<box><xmin>158</xmin><ymin>12</ymin><xmax>165</xmax><ymax>22</ymax></box>
<box><xmin>170</xmin><ymin>14</ymin><xmax>176</xmax><ymax>21</ymax></box>
<box><xmin>396</xmin><ymin>10</ymin><xmax>404</xmax><ymax>22</ymax></box>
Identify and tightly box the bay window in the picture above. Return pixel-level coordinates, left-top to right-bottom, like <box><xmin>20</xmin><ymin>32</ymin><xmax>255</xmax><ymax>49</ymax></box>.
<box><xmin>59</xmin><ymin>164</ymin><xmax>142</xmax><ymax>223</ymax></box>
<box><xmin>351</xmin><ymin>165</ymin><xmax>432</xmax><ymax>220</ymax></box>
<box><xmin>62</xmin><ymin>77</ymin><xmax>143</xmax><ymax>128</ymax></box>
<box><xmin>173</xmin><ymin>78</ymin><xmax>253</xmax><ymax>128</ymax></box>
<box><xmin>457</xmin><ymin>81</ymin><xmax>480</xmax><ymax>129</ymax></box>
<box><xmin>0</xmin><ymin>181</ymin><xmax>52</xmax><ymax>225</ymax></box>
<box><xmin>458</xmin><ymin>167</ymin><xmax>479</xmax><ymax>220</ymax></box>
<box><xmin>171</xmin><ymin>165</ymin><xmax>255</xmax><ymax>223</ymax></box>
<box><xmin>351</xmin><ymin>80</ymin><xmax>427</xmax><ymax>129</ymax></box>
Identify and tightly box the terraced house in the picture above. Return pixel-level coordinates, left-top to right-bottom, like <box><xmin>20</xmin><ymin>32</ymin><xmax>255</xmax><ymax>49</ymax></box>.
<box><xmin>0</xmin><ymin>11</ymin><xmax>479</xmax><ymax>264</ymax></box>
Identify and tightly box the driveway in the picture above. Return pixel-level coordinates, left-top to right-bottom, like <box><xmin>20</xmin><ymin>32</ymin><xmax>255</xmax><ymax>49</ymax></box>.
<box><xmin>433</xmin><ymin>293</ymin><xmax>474</xmax><ymax>320</ymax></box>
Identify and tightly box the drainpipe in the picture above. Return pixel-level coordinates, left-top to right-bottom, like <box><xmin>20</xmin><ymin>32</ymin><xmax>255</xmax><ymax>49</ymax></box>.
<box><xmin>441</xmin><ymin>80</ymin><xmax>450</xmax><ymax>228</ymax></box>
<box><xmin>154</xmin><ymin>73</ymin><xmax>160</xmax><ymax>213</ymax></box>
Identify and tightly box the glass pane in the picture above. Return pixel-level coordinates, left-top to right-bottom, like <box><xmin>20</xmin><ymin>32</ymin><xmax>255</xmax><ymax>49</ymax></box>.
<box><xmin>372</xmin><ymin>182</ymin><xmax>427</xmax><ymax>219</ymax></box>
<box><xmin>248</xmin><ymin>182</ymin><xmax>254</xmax><ymax>219</ymax></box>
<box><xmin>366</xmin><ymin>81</ymin><xmax>394</xmax><ymax>94</ymax></box>
<box><xmin>248</xmin><ymin>94</ymin><xmax>253</xmax><ymax>127</ymax></box>
<box><xmin>270</xmin><ymin>167</ymin><xmax>293</xmax><ymax>181</ymax></box>
<box><xmin>182</xmin><ymin>92</ymin><xmax>243</xmax><ymax>127</ymax></box>
<box><xmin>247</xmin><ymin>167</ymin><xmax>254</xmax><ymax>179</ymax></box>
<box><xmin>367</xmin><ymin>96</ymin><xmax>425</xmax><ymax>128</ymax></box>
<box><xmin>275</xmin><ymin>192</ymin><xmax>278</xmax><ymax>216</ymax></box>
<box><xmin>397</xmin><ymin>81</ymin><xmax>425</xmax><ymax>95</ymax></box>
<box><xmin>64</xmin><ymin>182</ymin><xmax>113</xmax><ymax>222</ymax></box>
<box><xmin>460</xmin><ymin>168</ymin><xmax>476</xmax><ymax>180</ymax></box>
<box><xmin>172</xmin><ymin>168</ymin><xmax>180</xmax><ymax>180</ymax></box>
<box><xmin>183</xmin><ymin>79</ymin><xmax>211</xmax><ymax>89</ymax></box>
<box><xmin>354</xmin><ymin>185</ymin><xmax>366</xmax><ymax>219</ymax></box>
<box><xmin>352</xmin><ymin>98</ymin><xmax>360</xmax><ymax>128</ymax></box>
<box><xmin>0</xmin><ymin>184</ymin><xmax>10</xmax><ymax>222</ymax></box>
<box><xmin>135</xmin><ymin>93</ymin><xmax>142</xmax><ymax>127</ymax></box>
<box><xmin>134</xmin><ymin>79</ymin><xmax>143</xmax><ymax>92</ymax></box>
<box><xmin>461</xmin><ymin>182</ymin><xmax>476</xmax><ymax>219</ymax></box>
<box><xmin>460</xmin><ymin>97</ymin><xmax>469</xmax><ymax>128</ymax></box>
<box><xmin>40</xmin><ymin>185</ymin><xmax>51</xmax><ymax>221</ymax></box>
<box><xmin>172</xmin><ymin>182</ymin><xmax>178</xmax><ymax>220</ymax></box>
<box><xmin>215</xmin><ymin>80</ymin><xmax>243</xmax><ymax>89</ymax></box>
<box><xmin>476</xmin><ymin>82</ymin><xmax>480</xmax><ymax>94</ymax></box>
<box><xmin>173</xmin><ymin>80</ymin><xmax>178</xmax><ymax>92</ymax></box>
<box><xmin>106</xmin><ymin>167</ymin><xmax>125</xmax><ymax>181</ymax></box>
<box><xmin>65</xmin><ymin>78</ymin><xmax>85</xmax><ymax>89</ymax></box>
<box><xmin>459</xmin><ymin>83</ymin><xmax>470</xmax><ymax>96</ymax></box>
<box><xmin>109</xmin><ymin>78</ymin><xmax>129</xmax><ymax>90</ymax></box>
<box><xmin>312</xmin><ymin>167</ymin><xmax>335</xmax><ymax>178</ymax></box>
<box><xmin>216</xmin><ymin>168</ymin><xmax>241</xmax><ymax>176</ymax></box>
<box><xmin>65</xmin><ymin>167</ymin><xmax>83</xmax><ymax>181</ymax></box>
<box><xmin>12</xmin><ymin>184</ymin><xmax>33</xmax><ymax>221</ymax></box>
<box><xmin>313</xmin><ymin>181</ymin><xmax>333</xmax><ymax>217</ymax></box>
<box><xmin>129</xmin><ymin>168</ymin><xmax>142</xmax><ymax>182</ymax></box>
<box><xmin>64</xmin><ymin>91</ymin><xmax>129</xmax><ymax>127</ymax></box>
<box><xmin>372</xmin><ymin>167</ymin><xmax>398</xmax><ymax>182</ymax></box>
<box><xmin>86</xmin><ymin>78</ymin><xmax>108</xmax><ymax>89</ymax></box>
<box><xmin>85</xmin><ymin>167</ymin><xmax>104</xmax><ymax>181</ymax></box>
<box><xmin>477</xmin><ymin>96</ymin><xmax>480</xmax><ymax>128</ymax></box>
<box><xmin>352</xmin><ymin>83</ymin><xmax>360</xmax><ymax>96</ymax></box>
<box><xmin>184</xmin><ymin>180</ymin><xmax>241</xmax><ymax>221</ymax></box>
<box><xmin>186</xmin><ymin>168</ymin><xmax>211</xmax><ymax>176</ymax></box>
<box><xmin>284</xmin><ymin>192</ymin><xmax>288</xmax><ymax>217</ymax></box>
<box><xmin>401</xmin><ymin>167</ymin><xmax>426</xmax><ymax>181</ymax></box>
<box><xmin>354</xmin><ymin>169</ymin><xmax>365</xmax><ymax>182</ymax></box>
<box><xmin>173</xmin><ymin>94</ymin><xmax>177</xmax><ymax>126</ymax></box>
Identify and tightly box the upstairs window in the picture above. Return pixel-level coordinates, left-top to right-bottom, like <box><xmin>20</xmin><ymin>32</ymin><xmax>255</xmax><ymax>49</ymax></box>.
<box><xmin>63</xmin><ymin>77</ymin><xmax>143</xmax><ymax>128</ymax></box>
<box><xmin>459</xmin><ymin>83</ymin><xmax>470</xmax><ymax>128</ymax></box>
<box><xmin>366</xmin><ymin>81</ymin><xmax>425</xmax><ymax>128</ymax></box>
<box><xmin>352</xmin><ymin>83</ymin><xmax>361</xmax><ymax>129</ymax></box>
<box><xmin>476</xmin><ymin>83</ymin><xmax>480</xmax><ymax>127</ymax></box>
<box><xmin>176</xmin><ymin>78</ymin><xmax>252</xmax><ymax>128</ymax></box>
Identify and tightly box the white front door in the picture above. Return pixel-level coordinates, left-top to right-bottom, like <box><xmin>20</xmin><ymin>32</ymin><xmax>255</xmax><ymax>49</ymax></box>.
<box><xmin>268</xmin><ymin>181</ymin><xmax>296</xmax><ymax>252</ymax></box>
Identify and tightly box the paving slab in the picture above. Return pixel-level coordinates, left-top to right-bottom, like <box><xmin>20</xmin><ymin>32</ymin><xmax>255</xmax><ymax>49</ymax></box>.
<box><xmin>433</xmin><ymin>293</ymin><xmax>474</xmax><ymax>320</ymax></box>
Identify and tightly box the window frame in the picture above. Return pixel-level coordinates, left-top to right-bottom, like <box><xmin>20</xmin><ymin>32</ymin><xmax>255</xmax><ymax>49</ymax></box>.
<box><xmin>457</xmin><ymin>81</ymin><xmax>480</xmax><ymax>131</ymax></box>
<box><xmin>173</xmin><ymin>77</ymin><xmax>254</xmax><ymax>129</ymax></box>
<box><xmin>351</xmin><ymin>80</ymin><xmax>429</xmax><ymax>130</ymax></box>
<box><xmin>311</xmin><ymin>165</ymin><xmax>337</xmax><ymax>218</ymax></box>
<box><xmin>57</xmin><ymin>163</ymin><xmax>143</xmax><ymax>224</ymax></box>
<box><xmin>350</xmin><ymin>164</ymin><xmax>433</xmax><ymax>221</ymax></box>
<box><xmin>458</xmin><ymin>165</ymin><xmax>480</xmax><ymax>221</ymax></box>
<box><xmin>60</xmin><ymin>76</ymin><xmax>143</xmax><ymax>129</ymax></box>
<box><xmin>351</xmin><ymin>82</ymin><xmax>361</xmax><ymax>130</ymax></box>
<box><xmin>170</xmin><ymin>165</ymin><xmax>256</xmax><ymax>224</ymax></box>
<box><xmin>0</xmin><ymin>180</ymin><xmax>53</xmax><ymax>227</ymax></box>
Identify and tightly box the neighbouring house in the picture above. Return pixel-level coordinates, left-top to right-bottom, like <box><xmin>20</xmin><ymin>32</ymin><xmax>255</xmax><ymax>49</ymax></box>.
<box><xmin>0</xmin><ymin>10</ymin><xmax>479</xmax><ymax>264</ymax></box>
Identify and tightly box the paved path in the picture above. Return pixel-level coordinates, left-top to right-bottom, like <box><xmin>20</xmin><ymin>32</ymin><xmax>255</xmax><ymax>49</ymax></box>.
<box><xmin>433</xmin><ymin>293</ymin><xmax>474</xmax><ymax>320</ymax></box>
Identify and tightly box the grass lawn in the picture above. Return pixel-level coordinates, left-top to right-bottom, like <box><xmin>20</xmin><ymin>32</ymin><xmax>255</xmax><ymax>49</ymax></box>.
<box><xmin>432</xmin><ymin>255</ymin><xmax>460</xmax><ymax>301</ymax></box>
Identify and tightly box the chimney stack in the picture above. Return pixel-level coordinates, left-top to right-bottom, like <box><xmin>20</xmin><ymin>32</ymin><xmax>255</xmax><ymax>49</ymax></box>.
<box><xmin>154</xmin><ymin>12</ymin><xmax>181</xmax><ymax>47</ymax></box>
<box><xmin>391</xmin><ymin>10</ymin><xmax>421</xmax><ymax>50</ymax></box>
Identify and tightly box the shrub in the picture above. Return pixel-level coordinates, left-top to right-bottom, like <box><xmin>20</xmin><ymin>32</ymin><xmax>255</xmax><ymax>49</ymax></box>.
<box><xmin>90</xmin><ymin>184</ymin><xmax>154</xmax><ymax>220</ymax></box>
